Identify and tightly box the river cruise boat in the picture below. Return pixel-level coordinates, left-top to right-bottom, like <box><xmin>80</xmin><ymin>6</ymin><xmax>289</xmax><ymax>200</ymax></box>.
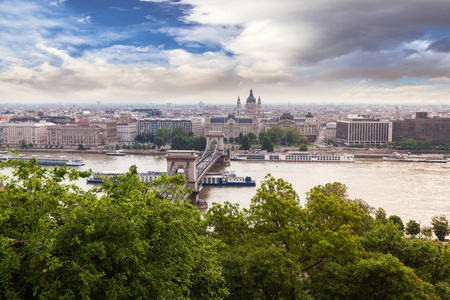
<box><xmin>231</xmin><ymin>151</ymin><xmax>354</xmax><ymax>162</ymax></box>
<box><xmin>383</xmin><ymin>152</ymin><xmax>447</xmax><ymax>163</ymax></box>
<box><xmin>0</xmin><ymin>155</ymin><xmax>85</xmax><ymax>166</ymax></box>
<box><xmin>87</xmin><ymin>171</ymin><xmax>164</xmax><ymax>183</ymax></box>
<box><xmin>106</xmin><ymin>150</ymin><xmax>126</xmax><ymax>156</ymax></box>
<box><xmin>202</xmin><ymin>171</ymin><xmax>256</xmax><ymax>187</ymax></box>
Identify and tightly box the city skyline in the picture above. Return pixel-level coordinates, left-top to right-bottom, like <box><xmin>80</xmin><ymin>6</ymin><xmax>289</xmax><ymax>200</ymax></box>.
<box><xmin>1</xmin><ymin>0</ymin><xmax>450</xmax><ymax>105</ymax></box>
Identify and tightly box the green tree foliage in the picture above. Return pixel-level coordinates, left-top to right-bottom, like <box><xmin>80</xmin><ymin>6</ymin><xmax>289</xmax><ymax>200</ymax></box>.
<box><xmin>261</xmin><ymin>135</ymin><xmax>274</xmax><ymax>152</ymax></box>
<box><xmin>432</xmin><ymin>215</ymin><xmax>450</xmax><ymax>242</ymax></box>
<box><xmin>422</xmin><ymin>226</ymin><xmax>433</xmax><ymax>240</ymax></box>
<box><xmin>153</xmin><ymin>136</ymin><xmax>165</xmax><ymax>150</ymax></box>
<box><xmin>299</xmin><ymin>144</ymin><xmax>308</xmax><ymax>151</ymax></box>
<box><xmin>375</xmin><ymin>207</ymin><xmax>387</xmax><ymax>221</ymax></box>
<box><xmin>310</xmin><ymin>253</ymin><xmax>438</xmax><ymax>299</ymax></box>
<box><xmin>170</xmin><ymin>135</ymin><xmax>206</xmax><ymax>151</ymax></box>
<box><xmin>240</xmin><ymin>135</ymin><xmax>251</xmax><ymax>150</ymax></box>
<box><xmin>389</xmin><ymin>215</ymin><xmax>405</xmax><ymax>230</ymax></box>
<box><xmin>20</xmin><ymin>140</ymin><xmax>28</xmax><ymax>149</ymax></box>
<box><xmin>398</xmin><ymin>138</ymin><xmax>432</xmax><ymax>150</ymax></box>
<box><xmin>171</xmin><ymin>126</ymin><xmax>187</xmax><ymax>137</ymax></box>
<box><xmin>135</xmin><ymin>133</ymin><xmax>152</xmax><ymax>143</ymax></box>
<box><xmin>246</xmin><ymin>132</ymin><xmax>257</xmax><ymax>144</ymax></box>
<box><xmin>155</xmin><ymin>127</ymin><xmax>171</xmax><ymax>142</ymax></box>
<box><xmin>0</xmin><ymin>159</ymin><xmax>227</xmax><ymax>299</ymax></box>
<box><xmin>406</xmin><ymin>220</ymin><xmax>421</xmax><ymax>237</ymax></box>
<box><xmin>206</xmin><ymin>176</ymin><xmax>367</xmax><ymax>299</ymax></box>
<box><xmin>284</xmin><ymin>127</ymin><xmax>302</xmax><ymax>146</ymax></box>
<box><xmin>266</xmin><ymin>126</ymin><xmax>283</xmax><ymax>143</ymax></box>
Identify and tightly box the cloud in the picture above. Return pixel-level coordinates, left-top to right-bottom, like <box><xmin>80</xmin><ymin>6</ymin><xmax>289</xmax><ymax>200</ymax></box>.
<box><xmin>427</xmin><ymin>38</ymin><xmax>450</xmax><ymax>53</ymax></box>
<box><xmin>2</xmin><ymin>0</ymin><xmax>450</xmax><ymax>104</ymax></box>
<box><xmin>74</xmin><ymin>16</ymin><xmax>92</xmax><ymax>24</ymax></box>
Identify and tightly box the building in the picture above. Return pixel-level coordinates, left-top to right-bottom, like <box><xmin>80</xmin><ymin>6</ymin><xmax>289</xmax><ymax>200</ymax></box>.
<box><xmin>47</xmin><ymin>123</ymin><xmax>102</xmax><ymax>147</ymax></box>
<box><xmin>392</xmin><ymin>112</ymin><xmax>450</xmax><ymax>145</ymax></box>
<box><xmin>324</xmin><ymin>122</ymin><xmax>337</xmax><ymax>141</ymax></box>
<box><xmin>89</xmin><ymin>119</ymin><xmax>118</xmax><ymax>145</ymax></box>
<box><xmin>190</xmin><ymin>117</ymin><xmax>205</xmax><ymax>136</ymax></box>
<box><xmin>263</xmin><ymin>112</ymin><xmax>320</xmax><ymax>143</ymax></box>
<box><xmin>2</xmin><ymin>122</ymin><xmax>55</xmax><ymax>146</ymax></box>
<box><xmin>204</xmin><ymin>114</ymin><xmax>259</xmax><ymax>139</ymax></box>
<box><xmin>138</xmin><ymin>118</ymin><xmax>194</xmax><ymax>135</ymax></box>
<box><xmin>236</xmin><ymin>89</ymin><xmax>261</xmax><ymax>115</ymax></box>
<box><xmin>117</xmin><ymin>123</ymin><xmax>138</xmax><ymax>143</ymax></box>
<box><xmin>336</xmin><ymin>119</ymin><xmax>392</xmax><ymax>146</ymax></box>
<box><xmin>132</xmin><ymin>108</ymin><xmax>162</xmax><ymax>117</ymax></box>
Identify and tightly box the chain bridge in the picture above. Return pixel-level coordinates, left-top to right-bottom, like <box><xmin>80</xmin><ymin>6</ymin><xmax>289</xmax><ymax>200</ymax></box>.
<box><xmin>165</xmin><ymin>132</ymin><xmax>230</xmax><ymax>205</ymax></box>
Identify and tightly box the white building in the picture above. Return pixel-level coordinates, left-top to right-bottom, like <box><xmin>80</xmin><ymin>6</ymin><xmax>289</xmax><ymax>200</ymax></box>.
<box><xmin>2</xmin><ymin>122</ymin><xmax>55</xmax><ymax>146</ymax></box>
<box><xmin>117</xmin><ymin>123</ymin><xmax>138</xmax><ymax>143</ymax></box>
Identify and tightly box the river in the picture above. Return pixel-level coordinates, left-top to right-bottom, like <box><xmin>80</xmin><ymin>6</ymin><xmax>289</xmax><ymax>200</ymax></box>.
<box><xmin>7</xmin><ymin>152</ymin><xmax>450</xmax><ymax>226</ymax></box>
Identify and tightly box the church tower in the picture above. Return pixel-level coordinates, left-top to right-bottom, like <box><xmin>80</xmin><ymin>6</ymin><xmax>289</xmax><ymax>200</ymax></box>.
<box><xmin>257</xmin><ymin>97</ymin><xmax>261</xmax><ymax>114</ymax></box>
<box><xmin>245</xmin><ymin>89</ymin><xmax>257</xmax><ymax>115</ymax></box>
<box><xmin>236</xmin><ymin>97</ymin><xmax>241</xmax><ymax>115</ymax></box>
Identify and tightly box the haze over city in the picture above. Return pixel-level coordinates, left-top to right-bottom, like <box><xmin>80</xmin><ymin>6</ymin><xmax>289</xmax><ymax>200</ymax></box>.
<box><xmin>1</xmin><ymin>0</ymin><xmax>450</xmax><ymax>105</ymax></box>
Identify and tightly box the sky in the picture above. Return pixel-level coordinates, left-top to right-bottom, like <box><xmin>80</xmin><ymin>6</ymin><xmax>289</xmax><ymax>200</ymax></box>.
<box><xmin>1</xmin><ymin>0</ymin><xmax>450</xmax><ymax>105</ymax></box>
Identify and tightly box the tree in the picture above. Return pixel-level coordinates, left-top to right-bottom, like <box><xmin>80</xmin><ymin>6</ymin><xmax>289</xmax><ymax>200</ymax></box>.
<box><xmin>266</xmin><ymin>126</ymin><xmax>283</xmax><ymax>143</ymax></box>
<box><xmin>153</xmin><ymin>136</ymin><xmax>165</xmax><ymax>150</ymax></box>
<box><xmin>0</xmin><ymin>159</ymin><xmax>227</xmax><ymax>299</ymax></box>
<box><xmin>389</xmin><ymin>215</ymin><xmax>405</xmax><ymax>231</ymax></box>
<box><xmin>261</xmin><ymin>136</ymin><xmax>273</xmax><ymax>152</ymax></box>
<box><xmin>299</xmin><ymin>144</ymin><xmax>308</xmax><ymax>151</ymax></box>
<box><xmin>155</xmin><ymin>128</ymin><xmax>171</xmax><ymax>142</ymax></box>
<box><xmin>406</xmin><ymin>220</ymin><xmax>421</xmax><ymax>237</ymax></box>
<box><xmin>246</xmin><ymin>132</ymin><xmax>257</xmax><ymax>144</ymax></box>
<box><xmin>375</xmin><ymin>207</ymin><xmax>387</xmax><ymax>222</ymax></box>
<box><xmin>240</xmin><ymin>135</ymin><xmax>251</xmax><ymax>150</ymax></box>
<box><xmin>238</xmin><ymin>132</ymin><xmax>243</xmax><ymax>144</ymax></box>
<box><xmin>311</xmin><ymin>253</ymin><xmax>438</xmax><ymax>299</ymax></box>
<box><xmin>135</xmin><ymin>133</ymin><xmax>150</xmax><ymax>143</ymax></box>
<box><xmin>432</xmin><ymin>215</ymin><xmax>450</xmax><ymax>241</ymax></box>
<box><xmin>20</xmin><ymin>140</ymin><xmax>28</xmax><ymax>149</ymax></box>
<box><xmin>192</xmin><ymin>135</ymin><xmax>206</xmax><ymax>151</ymax></box>
<box><xmin>422</xmin><ymin>226</ymin><xmax>433</xmax><ymax>240</ymax></box>
<box><xmin>284</xmin><ymin>127</ymin><xmax>302</xmax><ymax>146</ymax></box>
<box><xmin>171</xmin><ymin>126</ymin><xmax>187</xmax><ymax>138</ymax></box>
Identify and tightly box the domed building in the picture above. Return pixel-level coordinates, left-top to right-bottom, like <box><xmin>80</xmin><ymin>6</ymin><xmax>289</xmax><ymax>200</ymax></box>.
<box><xmin>236</xmin><ymin>90</ymin><xmax>261</xmax><ymax>115</ymax></box>
<box><xmin>263</xmin><ymin>112</ymin><xmax>320</xmax><ymax>143</ymax></box>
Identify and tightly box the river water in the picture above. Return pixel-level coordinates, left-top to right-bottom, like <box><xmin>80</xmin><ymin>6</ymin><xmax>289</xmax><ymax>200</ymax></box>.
<box><xmin>9</xmin><ymin>152</ymin><xmax>450</xmax><ymax>226</ymax></box>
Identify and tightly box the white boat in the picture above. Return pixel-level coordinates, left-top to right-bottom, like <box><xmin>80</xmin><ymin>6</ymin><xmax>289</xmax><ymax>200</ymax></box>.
<box><xmin>202</xmin><ymin>171</ymin><xmax>256</xmax><ymax>186</ymax></box>
<box><xmin>0</xmin><ymin>155</ymin><xmax>85</xmax><ymax>166</ymax></box>
<box><xmin>383</xmin><ymin>152</ymin><xmax>447</xmax><ymax>163</ymax></box>
<box><xmin>231</xmin><ymin>151</ymin><xmax>354</xmax><ymax>162</ymax></box>
<box><xmin>106</xmin><ymin>150</ymin><xmax>125</xmax><ymax>156</ymax></box>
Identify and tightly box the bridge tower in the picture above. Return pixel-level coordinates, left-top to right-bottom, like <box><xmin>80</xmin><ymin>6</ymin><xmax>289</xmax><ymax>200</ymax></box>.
<box><xmin>205</xmin><ymin>131</ymin><xmax>230</xmax><ymax>166</ymax></box>
<box><xmin>165</xmin><ymin>132</ymin><xmax>229</xmax><ymax>206</ymax></box>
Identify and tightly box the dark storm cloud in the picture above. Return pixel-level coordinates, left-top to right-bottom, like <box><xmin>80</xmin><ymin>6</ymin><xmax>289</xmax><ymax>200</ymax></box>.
<box><xmin>296</xmin><ymin>0</ymin><xmax>450</xmax><ymax>63</ymax></box>
<box><xmin>427</xmin><ymin>38</ymin><xmax>450</xmax><ymax>53</ymax></box>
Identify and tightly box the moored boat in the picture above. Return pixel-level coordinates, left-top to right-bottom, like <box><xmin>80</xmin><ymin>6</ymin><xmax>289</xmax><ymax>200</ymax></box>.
<box><xmin>106</xmin><ymin>150</ymin><xmax>126</xmax><ymax>156</ymax></box>
<box><xmin>231</xmin><ymin>151</ymin><xmax>354</xmax><ymax>162</ymax></box>
<box><xmin>0</xmin><ymin>155</ymin><xmax>85</xmax><ymax>166</ymax></box>
<box><xmin>383</xmin><ymin>152</ymin><xmax>447</xmax><ymax>163</ymax></box>
<box><xmin>202</xmin><ymin>171</ymin><xmax>256</xmax><ymax>186</ymax></box>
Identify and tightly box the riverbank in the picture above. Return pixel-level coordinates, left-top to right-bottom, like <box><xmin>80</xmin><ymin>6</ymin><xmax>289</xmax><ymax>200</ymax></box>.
<box><xmin>1</xmin><ymin>148</ymin><xmax>167</xmax><ymax>156</ymax></box>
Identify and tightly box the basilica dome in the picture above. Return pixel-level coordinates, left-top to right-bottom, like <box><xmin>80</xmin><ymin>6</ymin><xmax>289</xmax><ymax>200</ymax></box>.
<box><xmin>246</xmin><ymin>89</ymin><xmax>256</xmax><ymax>103</ymax></box>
